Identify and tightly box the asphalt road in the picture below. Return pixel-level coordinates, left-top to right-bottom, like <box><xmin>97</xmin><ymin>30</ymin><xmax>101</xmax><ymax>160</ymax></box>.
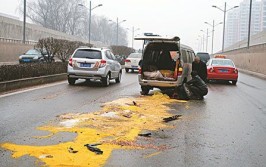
<box><xmin>0</xmin><ymin>71</ymin><xmax>266</xmax><ymax>167</ymax></box>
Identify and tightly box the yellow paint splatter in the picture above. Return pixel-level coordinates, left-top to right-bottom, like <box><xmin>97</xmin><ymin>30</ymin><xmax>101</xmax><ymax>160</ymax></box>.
<box><xmin>0</xmin><ymin>93</ymin><xmax>186</xmax><ymax>167</ymax></box>
<box><xmin>144</xmin><ymin>151</ymin><xmax>162</xmax><ymax>159</ymax></box>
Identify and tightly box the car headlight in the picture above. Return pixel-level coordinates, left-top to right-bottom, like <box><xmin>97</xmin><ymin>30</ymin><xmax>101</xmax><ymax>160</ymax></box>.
<box><xmin>33</xmin><ymin>56</ymin><xmax>39</xmax><ymax>59</ymax></box>
<box><xmin>19</xmin><ymin>56</ymin><xmax>22</xmax><ymax>59</ymax></box>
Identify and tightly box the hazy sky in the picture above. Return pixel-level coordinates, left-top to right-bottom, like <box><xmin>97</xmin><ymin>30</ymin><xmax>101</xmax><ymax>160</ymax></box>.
<box><xmin>0</xmin><ymin>0</ymin><xmax>245</xmax><ymax>53</ymax></box>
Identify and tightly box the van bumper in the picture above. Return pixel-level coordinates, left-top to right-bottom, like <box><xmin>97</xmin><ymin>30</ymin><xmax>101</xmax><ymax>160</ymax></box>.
<box><xmin>138</xmin><ymin>74</ymin><xmax>181</xmax><ymax>88</ymax></box>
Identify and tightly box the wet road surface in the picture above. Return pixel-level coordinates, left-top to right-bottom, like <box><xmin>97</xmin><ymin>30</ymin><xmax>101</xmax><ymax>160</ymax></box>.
<box><xmin>1</xmin><ymin>71</ymin><xmax>266</xmax><ymax>167</ymax></box>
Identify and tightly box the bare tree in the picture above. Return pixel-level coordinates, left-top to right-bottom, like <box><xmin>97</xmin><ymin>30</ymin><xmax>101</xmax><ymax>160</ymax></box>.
<box><xmin>23</xmin><ymin>0</ymin><xmax>128</xmax><ymax>46</ymax></box>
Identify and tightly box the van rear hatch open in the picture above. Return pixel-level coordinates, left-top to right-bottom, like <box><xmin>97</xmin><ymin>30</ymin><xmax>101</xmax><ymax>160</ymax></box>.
<box><xmin>138</xmin><ymin>41</ymin><xmax>180</xmax><ymax>82</ymax></box>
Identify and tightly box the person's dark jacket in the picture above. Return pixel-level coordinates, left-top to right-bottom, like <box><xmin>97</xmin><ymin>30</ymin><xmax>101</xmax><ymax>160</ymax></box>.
<box><xmin>187</xmin><ymin>75</ymin><xmax>208</xmax><ymax>96</ymax></box>
<box><xmin>192</xmin><ymin>61</ymin><xmax>207</xmax><ymax>82</ymax></box>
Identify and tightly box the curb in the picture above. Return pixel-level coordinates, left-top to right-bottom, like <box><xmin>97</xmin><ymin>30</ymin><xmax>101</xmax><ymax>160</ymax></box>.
<box><xmin>239</xmin><ymin>69</ymin><xmax>266</xmax><ymax>80</ymax></box>
<box><xmin>0</xmin><ymin>73</ymin><xmax>67</xmax><ymax>93</ymax></box>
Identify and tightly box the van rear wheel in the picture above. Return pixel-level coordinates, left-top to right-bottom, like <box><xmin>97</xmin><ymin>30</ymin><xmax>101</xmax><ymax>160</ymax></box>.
<box><xmin>140</xmin><ymin>86</ymin><xmax>150</xmax><ymax>95</ymax></box>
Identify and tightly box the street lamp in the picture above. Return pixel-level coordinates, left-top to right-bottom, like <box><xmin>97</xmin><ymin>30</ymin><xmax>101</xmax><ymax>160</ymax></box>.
<box><xmin>110</xmin><ymin>18</ymin><xmax>126</xmax><ymax>45</ymax></box>
<box><xmin>196</xmin><ymin>38</ymin><xmax>201</xmax><ymax>52</ymax></box>
<box><xmin>212</xmin><ymin>2</ymin><xmax>239</xmax><ymax>52</ymax></box>
<box><xmin>23</xmin><ymin>0</ymin><xmax>26</xmax><ymax>44</ymax></box>
<box><xmin>79</xmin><ymin>1</ymin><xmax>103</xmax><ymax>45</ymax></box>
<box><xmin>201</xmin><ymin>29</ymin><xmax>209</xmax><ymax>52</ymax></box>
<box><xmin>247</xmin><ymin>0</ymin><xmax>252</xmax><ymax>49</ymax></box>
<box><xmin>132</xmin><ymin>26</ymin><xmax>140</xmax><ymax>49</ymax></box>
<box><xmin>205</xmin><ymin>20</ymin><xmax>223</xmax><ymax>54</ymax></box>
<box><xmin>198</xmin><ymin>35</ymin><xmax>204</xmax><ymax>52</ymax></box>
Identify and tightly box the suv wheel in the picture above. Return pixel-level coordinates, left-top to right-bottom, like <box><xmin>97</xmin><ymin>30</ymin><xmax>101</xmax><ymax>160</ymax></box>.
<box><xmin>140</xmin><ymin>86</ymin><xmax>150</xmax><ymax>95</ymax></box>
<box><xmin>102</xmin><ymin>74</ymin><xmax>110</xmax><ymax>87</ymax></box>
<box><xmin>68</xmin><ymin>77</ymin><xmax>76</xmax><ymax>85</ymax></box>
<box><xmin>115</xmin><ymin>71</ymin><xmax>122</xmax><ymax>83</ymax></box>
<box><xmin>125</xmin><ymin>68</ymin><xmax>129</xmax><ymax>73</ymax></box>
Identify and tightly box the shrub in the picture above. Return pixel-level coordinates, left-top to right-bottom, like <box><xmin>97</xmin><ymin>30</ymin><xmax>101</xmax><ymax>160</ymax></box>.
<box><xmin>35</xmin><ymin>38</ymin><xmax>93</xmax><ymax>63</ymax></box>
<box><xmin>0</xmin><ymin>62</ymin><xmax>67</xmax><ymax>82</ymax></box>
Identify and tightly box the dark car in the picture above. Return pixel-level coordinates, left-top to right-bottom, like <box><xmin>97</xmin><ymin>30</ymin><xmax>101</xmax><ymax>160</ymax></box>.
<box><xmin>19</xmin><ymin>49</ymin><xmax>54</xmax><ymax>63</ymax></box>
<box><xmin>196</xmin><ymin>52</ymin><xmax>210</xmax><ymax>64</ymax></box>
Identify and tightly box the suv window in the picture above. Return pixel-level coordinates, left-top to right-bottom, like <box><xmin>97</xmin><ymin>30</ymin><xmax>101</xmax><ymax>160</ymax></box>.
<box><xmin>110</xmin><ymin>51</ymin><xmax>116</xmax><ymax>60</ymax></box>
<box><xmin>73</xmin><ymin>49</ymin><xmax>102</xmax><ymax>59</ymax></box>
<box><xmin>105</xmin><ymin>50</ymin><xmax>113</xmax><ymax>60</ymax></box>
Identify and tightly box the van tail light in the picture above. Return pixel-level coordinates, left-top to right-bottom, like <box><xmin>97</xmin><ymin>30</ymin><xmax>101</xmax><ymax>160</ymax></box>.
<box><xmin>234</xmin><ymin>68</ymin><xmax>238</xmax><ymax>74</ymax></box>
<box><xmin>125</xmin><ymin>59</ymin><xmax>131</xmax><ymax>63</ymax></box>
<box><xmin>138</xmin><ymin>67</ymin><xmax>142</xmax><ymax>74</ymax></box>
<box><xmin>69</xmin><ymin>58</ymin><xmax>73</xmax><ymax>67</ymax></box>
<box><xmin>174</xmin><ymin>67</ymin><xmax>182</xmax><ymax>79</ymax></box>
<box><xmin>178</xmin><ymin>67</ymin><xmax>183</xmax><ymax>76</ymax></box>
<box><xmin>209</xmin><ymin>67</ymin><xmax>214</xmax><ymax>73</ymax></box>
<box><xmin>99</xmin><ymin>60</ymin><xmax>107</xmax><ymax>68</ymax></box>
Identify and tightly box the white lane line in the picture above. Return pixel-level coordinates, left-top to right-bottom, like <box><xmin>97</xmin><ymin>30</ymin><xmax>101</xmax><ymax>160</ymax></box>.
<box><xmin>0</xmin><ymin>81</ymin><xmax>67</xmax><ymax>98</ymax></box>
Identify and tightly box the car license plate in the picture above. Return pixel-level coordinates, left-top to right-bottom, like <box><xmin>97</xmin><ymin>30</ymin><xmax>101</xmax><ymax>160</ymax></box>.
<box><xmin>219</xmin><ymin>69</ymin><xmax>228</xmax><ymax>73</ymax></box>
<box><xmin>132</xmin><ymin>65</ymin><xmax>138</xmax><ymax>69</ymax></box>
<box><xmin>23</xmin><ymin>59</ymin><xmax>30</xmax><ymax>62</ymax></box>
<box><xmin>80</xmin><ymin>63</ymin><xmax>91</xmax><ymax>67</ymax></box>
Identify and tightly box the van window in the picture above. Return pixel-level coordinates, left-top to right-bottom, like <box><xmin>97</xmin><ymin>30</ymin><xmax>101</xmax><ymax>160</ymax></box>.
<box><xmin>181</xmin><ymin>50</ymin><xmax>188</xmax><ymax>63</ymax></box>
<box><xmin>187</xmin><ymin>51</ymin><xmax>193</xmax><ymax>63</ymax></box>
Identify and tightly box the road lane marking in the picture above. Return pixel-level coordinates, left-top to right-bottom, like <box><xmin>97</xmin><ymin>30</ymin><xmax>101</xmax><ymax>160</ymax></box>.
<box><xmin>0</xmin><ymin>93</ymin><xmax>187</xmax><ymax>167</ymax></box>
<box><xmin>0</xmin><ymin>81</ymin><xmax>67</xmax><ymax>98</ymax></box>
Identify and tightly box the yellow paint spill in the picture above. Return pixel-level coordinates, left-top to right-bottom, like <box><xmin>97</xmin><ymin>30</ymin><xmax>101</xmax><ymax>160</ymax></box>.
<box><xmin>144</xmin><ymin>151</ymin><xmax>162</xmax><ymax>159</ymax></box>
<box><xmin>0</xmin><ymin>93</ymin><xmax>186</xmax><ymax>167</ymax></box>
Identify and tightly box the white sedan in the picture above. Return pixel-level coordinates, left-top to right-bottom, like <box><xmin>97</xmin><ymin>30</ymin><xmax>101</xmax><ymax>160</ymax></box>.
<box><xmin>125</xmin><ymin>53</ymin><xmax>142</xmax><ymax>73</ymax></box>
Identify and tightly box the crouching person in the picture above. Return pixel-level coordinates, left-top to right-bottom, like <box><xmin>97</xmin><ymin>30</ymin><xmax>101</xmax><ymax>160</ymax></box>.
<box><xmin>186</xmin><ymin>71</ymin><xmax>208</xmax><ymax>100</ymax></box>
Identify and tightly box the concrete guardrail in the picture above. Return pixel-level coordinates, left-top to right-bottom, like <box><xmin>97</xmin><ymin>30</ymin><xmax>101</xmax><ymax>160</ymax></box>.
<box><xmin>0</xmin><ymin>73</ymin><xmax>67</xmax><ymax>93</ymax></box>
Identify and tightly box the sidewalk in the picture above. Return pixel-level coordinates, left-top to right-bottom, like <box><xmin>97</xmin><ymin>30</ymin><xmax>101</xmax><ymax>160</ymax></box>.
<box><xmin>0</xmin><ymin>61</ymin><xmax>19</xmax><ymax>65</ymax></box>
<box><xmin>239</xmin><ymin>69</ymin><xmax>266</xmax><ymax>80</ymax></box>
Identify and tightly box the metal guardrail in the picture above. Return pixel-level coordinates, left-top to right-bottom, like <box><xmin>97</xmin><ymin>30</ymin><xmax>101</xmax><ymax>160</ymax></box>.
<box><xmin>0</xmin><ymin>37</ymin><xmax>38</xmax><ymax>45</ymax></box>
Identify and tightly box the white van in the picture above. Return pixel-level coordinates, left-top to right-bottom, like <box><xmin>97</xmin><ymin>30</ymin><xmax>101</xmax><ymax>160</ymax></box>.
<box><xmin>135</xmin><ymin>36</ymin><xmax>195</xmax><ymax>95</ymax></box>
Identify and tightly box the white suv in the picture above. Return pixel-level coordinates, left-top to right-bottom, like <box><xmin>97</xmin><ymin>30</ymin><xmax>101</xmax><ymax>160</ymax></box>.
<box><xmin>67</xmin><ymin>47</ymin><xmax>122</xmax><ymax>86</ymax></box>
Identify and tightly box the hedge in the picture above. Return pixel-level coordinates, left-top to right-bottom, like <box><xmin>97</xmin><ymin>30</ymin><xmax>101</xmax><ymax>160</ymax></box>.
<box><xmin>0</xmin><ymin>62</ymin><xmax>67</xmax><ymax>82</ymax></box>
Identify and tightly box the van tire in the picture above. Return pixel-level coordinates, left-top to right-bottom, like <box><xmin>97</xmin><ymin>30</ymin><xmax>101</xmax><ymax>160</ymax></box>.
<box><xmin>140</xmin><ymin>86</ymin><xmax>149</xmax><ymax>95</ymax></box>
